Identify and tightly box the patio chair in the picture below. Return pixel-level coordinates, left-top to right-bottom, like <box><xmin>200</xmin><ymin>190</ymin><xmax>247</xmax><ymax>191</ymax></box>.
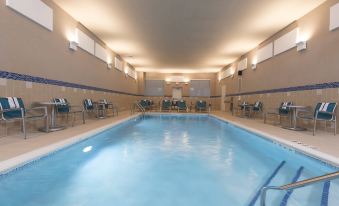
<box><xmin>83</xmin><ymin>99</ymin><xmax>94</xmax><ymax>112</ymax></box>
<box><xmin>195</xmin><ymin>100</ymin><xmax>207</xmax><ymax>112</ymax></box>
<box><xmin>297</xmin><ymin>102</ymin><xmax>337</xmax><ymax>135</ymax></box>
<box><xmin>140</xmin><ymin>99</ymin><xmax>151</xmax><ymax>110</ymax></box>
<box><xmin>177</xmin><ymin>100</ymin><xmax>187</xmax><ymax>112</ymax></box>
<box><xmin>251</xmin><ymin>101</ymin><xmax>263</xmax><ymax>119</ymax></box>
<box><xmin>161</xmin><ymin>99</ymin><xmax>171</xmax><ymax>112</ymax></box>
<box><xmin>53</xmin><ymin>98</ymin><xmax>85</xmax><ymax>126</ymax></box>
<box><xmin>0</xmin><ymin>97</ymin><xmax>48</xmax><ymax>139</ymax></box>
<box><xmin>264</xmin><ymin>102</ymin><xmax>293</xmax><ymax>125</ymax></box>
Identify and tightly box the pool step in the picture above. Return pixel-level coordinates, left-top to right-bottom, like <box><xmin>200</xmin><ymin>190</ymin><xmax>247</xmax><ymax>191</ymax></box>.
<box><xmin>248</xmin><ymin>161</ymin><xmax>286</xmax><ymax>206</ymax></box>
<box><xmin>279</xmin><ymin>166</ymin><xmax>304</xmax><ymax>206</ymax></box>
<box><xmin>320</xmin><ymin>181</ymin><xmax>331</xmax><ymax>206</ymax></box>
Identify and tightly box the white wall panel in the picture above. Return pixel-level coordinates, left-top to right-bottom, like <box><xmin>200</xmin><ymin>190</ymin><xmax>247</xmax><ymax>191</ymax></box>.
<box><xmin>77</xmin><ymin>29</ymin><xmax>94</xmax><ymax>54</ymax></box>
<box><xmin>257</xmin><ymin>43</ymin><xmax>273</xmax><ymax>63</ymax></box>
<box><xmin>6</xmin><ymin>0</ymin><xmax>53</xmax><ymax>31</ymax></box>
<box><xmin>114</xmin><ymin>57</ymin><xmax>123</xmax><ymax>71</ymax></box>
<box><xmin>330</xmin><ymin>3</ymin><xmax>339</xmax><ymax>31</ymax></box>
<box><xmin>95</xmin><ymin>43</ymin><xmax>107</xmax><ymax>62</ymax></box>
<box><xmin>237</xmin><ymin>58</ymin><xmax>247</xmax><ymax>71</ymax></box>
<box><xmin>274</xmin><ymin>28</ymin><xmax>297</xmax><ymax>55</ymax></box>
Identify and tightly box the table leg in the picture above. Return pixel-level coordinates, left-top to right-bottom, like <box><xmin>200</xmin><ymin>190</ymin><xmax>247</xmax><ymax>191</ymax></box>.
<box><xmin>39</xmin><ymin>105</ymin><xmax>65</xmax><ymax>132</ymax></box>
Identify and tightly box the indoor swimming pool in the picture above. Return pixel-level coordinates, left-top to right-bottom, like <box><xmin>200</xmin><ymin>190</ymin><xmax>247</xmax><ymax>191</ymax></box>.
<box><xmin>0</xmin><ymin>114</ymin><xmax>338</xmax><ymax>206</ymax></box>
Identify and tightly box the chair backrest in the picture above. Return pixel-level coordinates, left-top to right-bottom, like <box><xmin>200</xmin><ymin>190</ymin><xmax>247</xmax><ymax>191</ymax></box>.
<box><xmin>83</xmin><ymin>99</ymin><xmax>94</xmax><ymax>110</ymax></box>
<box><xmin>240</xmin><ymin>101</ymin><xmax>248</xmax><ymax>110</ymax></box>
<box><xmin>53</xmin><ymin>98</ymin><xmax>69</xmax><ymax>113</ymax></box>
<box><xmin>0</xmin><ymin>97</ymin><xmax>25</xmax><ymax>119</ymax></box>
<box><xmin>178</xmin><ymin>100</ymin><xmax>186</xmax><ymax>108</ymax></box>
<box><xmin>253</xmin><ymin>101</ymin><xmax>263</xmax><ymax>111</ymax></box>
<box><xmin>279</xmin><ymin>102</ymin><xmax>292</xmax><ymax>115</ymax></box>
<box><xmin>140</xmin><ymin>99</ymin><xmax>150</xmax><ymax>108</ymax></box>
<box><xmin>162</xmin><ymin>99</ymin><xmax>171</xmax><ymax>108</ymax></box>
<box><xmin>100</xmin><ymin>99</ymin><xmax>108</xmax><ymax>104</ymax></box>
<box><xmin>314</xmin><ymin>102</ymin><xmax>337</xmax><ymax>120</ymax></box>
<box><xmin>196</xmin><ymin>100</ymin><xmax>207</xmax><ymax>109</ymax></box>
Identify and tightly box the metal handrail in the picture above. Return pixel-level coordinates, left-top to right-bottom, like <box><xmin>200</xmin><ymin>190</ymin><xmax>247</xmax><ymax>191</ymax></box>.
<box><xmin>260</xmin><ymin>171</ymin><xmax>339</xmax><ymax>206</ymax></box>
<box><xmin>131</xmin><ymin>101</ymin><xmax>145</xmax><ymax>116</ymax></box>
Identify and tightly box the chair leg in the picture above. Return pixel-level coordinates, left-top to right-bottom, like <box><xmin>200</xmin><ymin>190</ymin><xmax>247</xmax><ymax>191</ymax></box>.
<box><xmin>45</xmin><ymin>115</ymin><xmax>49</xmax><ymax>132</ymax></box>
<box><xmin>264</xmin><ymin>113</ymin><xmax>266</xmax><ymax>124</ymax></box>
<box><xmin>82</xmin><ymin>111</ymin><xmax>85</xmax><ymax>124</ymax></box>
<box><xmin>22</xmin><ymin>118</ymin><xmax>27</xmax><ymax>139</ymax></box>
<box><xmin>72</xmin><ymin>113</ymin><xmax>75</xmax><ymax>127</ymax></box>
<box><xmin>313</xmin><ymin>119</ymin><xmax>317</xmax><ymax>136</ymax></box>
<box><xmin>334</xmin><ymin>119</ymin><xmax>336</xmax><ymax>136</ymax></box>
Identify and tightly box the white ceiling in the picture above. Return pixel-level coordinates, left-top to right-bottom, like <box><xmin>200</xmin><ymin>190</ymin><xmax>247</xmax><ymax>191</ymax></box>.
<box><xmin>53</xmin><ymin>0</ymin><xmax>326</xmax><ymax>73</ymax></box>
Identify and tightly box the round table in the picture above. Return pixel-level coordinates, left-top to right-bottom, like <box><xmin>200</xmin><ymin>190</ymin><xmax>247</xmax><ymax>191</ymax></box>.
<box><xmin>37</xmin><ymin>102</ymin><xmax>66</xmax><ymax>132</ymax></box>
<box><xmin>282</xmin><ymin>105</ymin><xmax>307</xmax><ymax>131</ymax></box>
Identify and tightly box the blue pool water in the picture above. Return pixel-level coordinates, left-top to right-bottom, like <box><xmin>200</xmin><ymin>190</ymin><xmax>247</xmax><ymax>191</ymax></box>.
<box><xmin>0</xmin><ymin>114</ymin><xmax>338</xmax><ymax>206</ymax></box>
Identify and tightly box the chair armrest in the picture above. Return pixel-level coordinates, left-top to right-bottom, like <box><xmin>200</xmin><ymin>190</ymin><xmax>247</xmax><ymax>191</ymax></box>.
<box><xmin>0</xmin><ymin>108</ymin><xmax>22</xmax><ymax>112</ymax></box>
<box><xmin>317</xmin><ymin>110</ymin><xmax>336</xmax><ymax>115</ymax></box>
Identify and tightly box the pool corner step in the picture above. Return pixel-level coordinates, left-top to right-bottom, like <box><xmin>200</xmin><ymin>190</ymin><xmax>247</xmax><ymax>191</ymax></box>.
<box><xmin>279</xmin><ymin>166</ymin><xmax>304</xmax><ymax>206</ymax></box>
<box><xmin>248</xmin><ymin>161</ymin><xmax>286</xmax><ymax>206</ymax></box>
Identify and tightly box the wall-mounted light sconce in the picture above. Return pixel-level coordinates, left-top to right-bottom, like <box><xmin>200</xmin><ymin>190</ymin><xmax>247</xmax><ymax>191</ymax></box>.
<box><xmin>67</xmin><ymin>28</ymin><xmax>79</xmax><ymax>51</ymax></box>
<box><xmin>296</xmin><ymin>41</ymin><xmax>307</xmax><ymax>52</ymax></box>
<box><xmin>69</xmin><ymin>41</ymin><xmax>78</xmax><ymax>51</ymax></box>
<box><xmin>251</xmin><ymin>57</ymin><xmax>257</xmax><ymax>70</ymax></box>
<box><xmin>107</xmin><ymin>62</ymin><xmax>113</xmax><ymax>69</ymax></box>
<box><xmin>251</xmin><ymin>63</ymin><xmax>257</xmax><ymax>69</ymax></box>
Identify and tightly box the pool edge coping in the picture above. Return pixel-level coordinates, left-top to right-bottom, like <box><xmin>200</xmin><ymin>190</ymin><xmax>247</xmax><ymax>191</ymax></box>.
<box><xmin>0</xmin><ymin>114</ymin><xmax>141</xmax><ymax>174</ymax></box>
<box><xmin>210</xmin><ymin>114</ymin><xmax>339</xmax><ymax>168</ymax></box>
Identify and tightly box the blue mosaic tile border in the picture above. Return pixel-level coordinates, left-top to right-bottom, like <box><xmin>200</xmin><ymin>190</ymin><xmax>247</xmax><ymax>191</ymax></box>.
<box><xmin>226</xmin><ymin>82</ymin><xmax>339</xmax><ymax>97</ymax></box>
<box><xmin>0</xmin><ymin>70</ymin><xmax>143</xmax><ymax>96</ymax></box>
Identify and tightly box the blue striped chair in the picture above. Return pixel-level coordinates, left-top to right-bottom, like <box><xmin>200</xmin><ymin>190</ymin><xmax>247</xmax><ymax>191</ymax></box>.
<box><xmin>53</xmin><ymin>98</ymin><xmax>85</xmax><ymax>126</ymax></box>
<box><xmin>83</xmin><ymin>99</ymin><xmax>94</xmax><ymax>111</ymax></box>
<box><xmin>161</xmin><ymin>99</ymin><xmax>171</xmax><ymax>112</ymax></box>
<box><xmin>251</xmin><ymin>101</ymin><xmax>263</xmax><ymax>119</ymax></box>
<box><xmin>0</xmin><ymin>97</ymin><xmax>48</xmax><ymax>139</ymax></box>
<box><xmin>195</xmin><ymin>100</ymin><xmax>207</xmax><ymax>112</ymax></box>
<box><xmin>140</xmin><ymin>99</ymin><xmax>151</xmax><ymax>110</ymax></box>
<box><xmin>298</xmin><ymin>102</ymin><xmax>337</xmax><ymax>135</ymax></box>
<box><xmin>177</xmin><ymin>100</ymin><xmax>187</xmax><ymax>112</ymax></box>
<box><xmin>264</xmin><ymin>102</ymin><xmax>293</xmax><ymax>125</ymax></box>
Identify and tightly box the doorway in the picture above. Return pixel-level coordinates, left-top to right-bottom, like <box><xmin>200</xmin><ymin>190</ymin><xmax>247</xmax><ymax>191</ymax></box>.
<box><xmin>172</xmin><ymin>87</ymin><xmax>182</xmax><ymax>99</ymax></box>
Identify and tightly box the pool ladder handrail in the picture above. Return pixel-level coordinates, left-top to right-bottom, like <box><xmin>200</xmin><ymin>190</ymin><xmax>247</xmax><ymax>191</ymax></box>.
<box><xmin>131</xmin><ymin>101</ymin><xmax>146</xmax><ymax>116</ymax></box>
<box><xmin>260</xmin><ymin>170</ymin><xmax>339</xmax><ymax>206</ymax></box>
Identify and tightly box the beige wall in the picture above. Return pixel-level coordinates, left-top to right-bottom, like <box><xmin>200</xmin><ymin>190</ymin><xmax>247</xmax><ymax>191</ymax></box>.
<box><xmin>219</xmin><ymin>0</ymin><xmax>339</xmax><ymax>117</ymax></box>
<box><xmin>220</xmin><ymin>0</ymin><xmax>339</xmax><ymax>95</ymax></box>
<box><xmin>0</xmin><ymin>0</ymin><xmax>142</xmax><ymax>110</ymax></box>
<box><xmin>145</xmin><ymin>72</ymin><xmax>220</xmax><ymax>97</ymax></box>
<box><xmin>143</xmin><ymin>72</ymin><xmax>221</xmax><ymax>110</ymax></box>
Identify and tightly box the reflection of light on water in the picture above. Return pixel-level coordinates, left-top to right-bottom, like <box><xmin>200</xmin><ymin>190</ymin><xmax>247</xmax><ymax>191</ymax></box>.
<box><xmin>248</xmin><ymin>168</ymin><xmax>259</xmax><ymax>184</ymax></box>
<box><xmin>225</xmin><ymin>148</ymin><xmax>234</xmax><ymax>166</ymax></box>
<box><xmin>163</xmin><ymin>132</ymin><xmax>172</xmax><ymax>147</ymax></box>
<box><xmin>181</xmin><ymin>131</ymin><xmax>192</xmax><ymax>152</ymax></box>
<box><xmin>182</xmin><ymin>132</ymin><xmax>189</xmax><ymax>145</ymax></box>
<box><xmin>82</xmin><ymin>146</ymin><xmax>92</xmax><ymax>153</ymax></box>
<box><xmin>123</xmin><ymin>146</ymin><xmax>128</xmax><ymax>158</ymax></box>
